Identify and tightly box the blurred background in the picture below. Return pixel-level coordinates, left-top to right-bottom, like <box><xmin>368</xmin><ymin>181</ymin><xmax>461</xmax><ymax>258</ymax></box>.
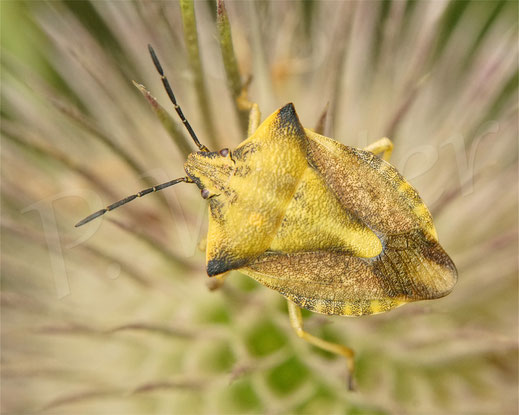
<box><xmin>1</xmin><ymin>1</ymin><xmax>518</xmax><ymax>414</ymax></box>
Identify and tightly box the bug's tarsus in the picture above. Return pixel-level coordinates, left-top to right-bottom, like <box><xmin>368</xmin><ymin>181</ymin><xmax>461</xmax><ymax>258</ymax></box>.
<box><xmin>75</xmin><ymin>177</ymin><xmax>194</xmax><ymax>227</ymax></box>
<box><xmin>148</xmin><ymin>44</ymin><xmax>210</xmax><ymax>153</ymax></box>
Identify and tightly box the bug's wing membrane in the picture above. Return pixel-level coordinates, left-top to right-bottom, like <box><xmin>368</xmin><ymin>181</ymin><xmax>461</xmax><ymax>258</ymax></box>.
<box><xmin>205</xmin><ymin>104</ymin><xmax>309</xmax><ymax>276</ymax></box>
<box><xmin>239</xmin><ymin>129</ymin><xmax>457</xmax><ymax>315</ymax></box>
<box><xmin>242</xmin><ymin>229</ymin><xmax>457</xmax><ymax>316</ymax></box>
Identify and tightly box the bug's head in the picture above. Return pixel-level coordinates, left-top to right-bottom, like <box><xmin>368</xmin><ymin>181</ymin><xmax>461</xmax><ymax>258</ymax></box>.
<box><xmin>184</xmin><ymin>148</ymin><xmax>235</xmax><ymax>199</ymax></box>
<box><xmin>74</xmin><ymin>46</ymin><xmax>238</xmax><ymax>228</ymax></box>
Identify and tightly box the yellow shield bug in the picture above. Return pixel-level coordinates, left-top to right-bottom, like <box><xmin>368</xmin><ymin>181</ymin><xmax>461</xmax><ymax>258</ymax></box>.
<box><xmin>76</xmin><ymin>45</ymin><xmax>457</xmax><ymax>389</ymax></box>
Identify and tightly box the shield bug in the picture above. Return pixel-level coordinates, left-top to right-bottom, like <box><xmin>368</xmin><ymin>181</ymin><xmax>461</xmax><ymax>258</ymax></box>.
<box><xmin>76</xmin><ymin>45</ymin><xmax>457</xmax><ymax>389</ymax></box>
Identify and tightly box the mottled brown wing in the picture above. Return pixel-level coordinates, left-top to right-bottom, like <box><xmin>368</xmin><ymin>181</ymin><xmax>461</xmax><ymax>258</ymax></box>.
<box><xmin>240</xmin><ymin>131</ymin><xmax>457</xmax><ymax>316</ymax></box>
<box><xmin>305</xmin><ymin>129</ymin><xmax>438</xmax><ymax>238</ymax></box>
<box><xmin>241</xmin><ymin>229</ymin><xmax>457</xmax><ymax>316</ymax></box>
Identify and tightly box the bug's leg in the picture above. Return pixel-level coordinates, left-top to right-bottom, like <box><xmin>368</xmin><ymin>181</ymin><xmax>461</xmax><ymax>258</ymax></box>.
<box><xmin>235</xmin><ymin>75</ymin><xmax>261</xmax><ymax>136</ymax></box>
<box><xmin>363</xmin><ymin>137</ymin><xmax>393</xmax><ymax>161</ymax></box>
<box><xmin>287</xmin><ymin>301</ymin><xmax>355</xmax><ymax>390</ymax></box>
<box><xmin>198</xmin><ymin>236</ymin><xmax>207</xmax><ymax>252</ymax></box>
<box><xmin>207</xmin><ymin>272</ymin><xmax>229</xmax><ymax>291</ymax></box>
<box><xmin>247</xmin><ymin>103</ymin><xmax>261</xmax><ymax>136</ymax></box>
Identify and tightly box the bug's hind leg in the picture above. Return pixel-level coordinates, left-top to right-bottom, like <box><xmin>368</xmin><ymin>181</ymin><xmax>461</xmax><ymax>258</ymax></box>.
<box><xmin>364</xmin><ymin>137</ymin><xmax>393</xmax><ymax>161</ymax></box>
<box><xmin>287</xmin><ymin>301</ymin><xmax>355</xmax><ymax>390</ymax></box>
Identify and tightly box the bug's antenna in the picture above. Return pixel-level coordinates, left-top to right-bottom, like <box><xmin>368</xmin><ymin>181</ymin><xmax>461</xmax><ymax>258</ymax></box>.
<box><xmin>75</xmin><ymin>177</ymin><xmax>193</xmax><ymax>227</ymax></box>
<box><xmin>148</xmin><ymin>44</ymin><xmax>210</xmax><ymax>152</ymax></box>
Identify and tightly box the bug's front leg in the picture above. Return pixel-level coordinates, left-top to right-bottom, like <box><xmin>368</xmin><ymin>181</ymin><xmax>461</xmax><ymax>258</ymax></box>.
<box><xmin>235</xmin><ymin>75</ymin><xmax>261</xmax><ymax>136</ymax></box>
<box><xmin>207</xmin><ymin>272</ymin><xmax>229</xmax><ymax>291</ymax></box>
<box><xmin>363</xmin><ymin>137</ymin><xmax>393</xmax><ymax>161</ymax></box>
<box><xmin>287</xmin><ymin>301</ymin><xmax>356</xmax><ymax>390</ymax></box>
<box><xmin>246</xmin><ymin>103</ymin><xmax>261</xmax><ymax>137</ymax></box>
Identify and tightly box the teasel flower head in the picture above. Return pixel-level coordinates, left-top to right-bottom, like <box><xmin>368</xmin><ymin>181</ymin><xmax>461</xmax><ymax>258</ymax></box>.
<box><xmin>2</xmin><ymin>1</ymin><xmax>517</xmax><ymax>413</ymax></box>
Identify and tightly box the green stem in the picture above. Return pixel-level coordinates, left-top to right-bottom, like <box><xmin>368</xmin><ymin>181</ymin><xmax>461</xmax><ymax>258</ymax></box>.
<box><xmin>216</xmin><ymin>0</ymin><xmax>249</xmax><ymax>135</ymax></box>
<box><xmin>180</xmin><ymin>0</ymin><xmax>218</xmax><ymax>149</ymax></box>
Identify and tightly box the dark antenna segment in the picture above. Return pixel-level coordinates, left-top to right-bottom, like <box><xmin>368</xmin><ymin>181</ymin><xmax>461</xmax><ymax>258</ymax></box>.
<box><xmin>75</xmin><ymin>177</ymin><xmax>193</xmax><ymax>227</ymax></box>
<box><xmin>148</xmin><ymin>44</ymin><xmax>210</xmax><ymax>152</ymax></box>
<box><xmin>74</xmin><ymin>45</ymin><xmax>209</xmax><ymax>228</ymax></box>
<box><xmin>75</xmin><ymin>45</ymin><xmax>207</xmax><ymax>227</ymax></box>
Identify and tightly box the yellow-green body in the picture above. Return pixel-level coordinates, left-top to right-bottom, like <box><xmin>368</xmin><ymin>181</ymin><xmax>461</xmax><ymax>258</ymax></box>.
<box><xmin>74</xmin><ymin>48</ymin><xmax>458</xmax><ymax>388</ymax></box>
<box><xmin>184</xmin><ymin>103</ymin><xmax>457</xmax><ymax>317</ymax></box>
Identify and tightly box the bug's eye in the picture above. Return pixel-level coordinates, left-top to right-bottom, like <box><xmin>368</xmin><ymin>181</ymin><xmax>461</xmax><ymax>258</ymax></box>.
<box><xmin>219</xmin><ymin>148</ymin><xmax>229</xmax><ymax>157</ymax></box>
<box><xmin>201</xmin><ymin>189</ymin><xmax>211</xmax><ymax>199</ymax></box>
